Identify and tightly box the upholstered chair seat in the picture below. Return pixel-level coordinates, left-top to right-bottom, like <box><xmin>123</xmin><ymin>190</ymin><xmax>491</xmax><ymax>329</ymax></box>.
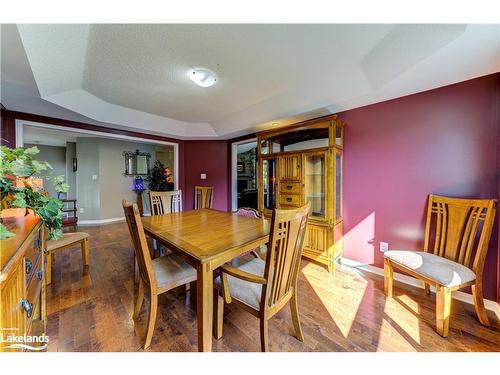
<box><xmin>215</xmin><ymin>257</ymin><xmax>265</xmax><ymax>309</ymax></box>
<box><xmin>152</xmin><ymin>254</ymin><xmax>197</xmax><ymax>293</ymax></box>
<box><xmin>384</xmin><ymin>250</ymin><xmax>476</xmax><ymax>287</ymax></box>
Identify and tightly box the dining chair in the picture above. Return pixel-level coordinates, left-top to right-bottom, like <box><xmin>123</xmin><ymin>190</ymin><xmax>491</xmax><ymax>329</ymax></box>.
<box><xmin>214</xmin><ymin>202</ymin><xmax>311</xmax><ymax>351</ymax></box>
<box><xmin>148</xmin><ymin>190</ymin><xmax>182</xmax><ymax>256</ymax></box>
<box><xmin>149</xmin><ymin>190</ymin><xmax>182</xmax><ymax>215</ymax></box>
<box><xmin>46</xmin><ymin>232</ymin><xmax>90</xmax><ymax>285</ymax></box>
<box><xmin>122</xmin><ymin>199</ymin><xmax>197</xmax><ymax>349</ymax></box>
<box><xmin>194</xmin><ymin>186</ymin><xmax>214</xmax><ymax>209</ymax></box>
<box><xmin>384</xmin><ymin>194</ymin><xmax>497</xmax><ymax>337</ymax></box>
<box><xmin>234</xmin><ymin>207</ymin><xmax>261</xmax><ymax>219</ymax></box>
<box><xmin>233</xmin><ymin>207</ymin><xmax>266</xmax><ymax>260</ymax></box>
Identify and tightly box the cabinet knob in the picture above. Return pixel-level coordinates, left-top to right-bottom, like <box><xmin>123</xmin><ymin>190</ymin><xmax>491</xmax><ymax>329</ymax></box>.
<box><xmin>286</xmin><ymin>185</ymin><xmax>292</xmax><ymax>190</ymax></box>
<box><xmin>25</xmin><ymin>258</ymin><xmax>33</xmax><ymax>274</ymax></box>
<box><xmin>20</xmin><ymin>299</ymin><xmax>33</xmax><ymax>318</ymax></box>
<box><xmin>286</xmin><ymin>197</ymin><xmax>292</xmax><ymax>202</ymax></box>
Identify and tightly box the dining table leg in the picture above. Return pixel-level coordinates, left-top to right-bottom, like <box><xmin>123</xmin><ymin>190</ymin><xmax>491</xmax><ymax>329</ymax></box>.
<box><xmin>197</xmin><ymin>262</ymin><xmax>213</xmax><ymax>352</ymax></box>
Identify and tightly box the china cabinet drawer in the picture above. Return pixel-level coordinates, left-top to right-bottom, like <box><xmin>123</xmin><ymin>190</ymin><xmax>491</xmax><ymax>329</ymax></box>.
<box><xmin>280</xmin><ymin>182</ymin><xmax>301</xmax><ymax>194</ymax></box>
<box><xmin>279</xmin><ymin>194</ymin><xmax>301</xmax><ymax>207</ymax></box>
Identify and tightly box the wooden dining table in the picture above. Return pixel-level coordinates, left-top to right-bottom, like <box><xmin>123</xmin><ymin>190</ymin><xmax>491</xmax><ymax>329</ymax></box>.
<box><xmin>141</xmin><ymin>208</ymin><xmax>270</xmax><ymax>352</ymax></box>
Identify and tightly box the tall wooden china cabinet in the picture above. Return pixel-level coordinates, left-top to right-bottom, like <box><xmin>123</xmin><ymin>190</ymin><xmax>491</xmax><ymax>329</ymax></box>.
<box><xmin>257</xmin><ymin>115</ymin><xmax>344</xmax><ymax>272</ymax></box>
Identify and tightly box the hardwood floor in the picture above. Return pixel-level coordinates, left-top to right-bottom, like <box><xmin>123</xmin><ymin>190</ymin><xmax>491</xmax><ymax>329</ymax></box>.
<box><xmin>45</xmin><ymin>222</ymin><xmax>500</xmax><ymax>352</ymax></box>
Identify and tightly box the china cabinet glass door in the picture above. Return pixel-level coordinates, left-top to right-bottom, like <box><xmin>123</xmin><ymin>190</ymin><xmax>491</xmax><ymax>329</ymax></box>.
<box><xmin>304</xmin><ymin>152</ymin><xmax>326</xmax><ymax>219</ymax></box>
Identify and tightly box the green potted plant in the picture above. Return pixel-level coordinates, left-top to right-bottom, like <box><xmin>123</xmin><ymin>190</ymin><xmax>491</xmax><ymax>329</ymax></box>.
<box><xmin>0</xmin><ymin>146</ymin><xmax>69</xmax><ymax>240</ymax></box>
<box><xmin>146</xmin><ymin>160</ymin><xmax>171</xmax><ymax>191</ymax></box>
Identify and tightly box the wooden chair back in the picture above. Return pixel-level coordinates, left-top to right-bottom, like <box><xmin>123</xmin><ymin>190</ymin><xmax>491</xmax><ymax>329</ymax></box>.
<box><xmin>234</xmin><ymin>207</ymin><xmax>262</xmax><ymax>219</ymax></box>
<box><xmin>122</xmin><ymin>200</ymin><xmax>156</xmax><ymax>288</ymax></box>
<box><xmin>149</xmin><ymin>190</ymin><xmax>183</xmax><ymax>215</ymax></box>
<box><xmin>194</xmin><ymin>186</ymin><xmax>214</xmax><ymax>209</ymax></box>
<box><xmin>262</xmin><ymin>202</ymin><xmax>310</xmax><ymax>311</ymax></box>
<box><xmin>424</xmin><ymin>194</ymin><xmax>497</xmax><ymax>274</ymax></box>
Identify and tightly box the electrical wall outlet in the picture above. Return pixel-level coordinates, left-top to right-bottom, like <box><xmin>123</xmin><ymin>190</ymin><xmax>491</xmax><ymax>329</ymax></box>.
<box><xmin>380</xmin><ymin>242</ymin><xmax>389</xmax><ymax>252</ymax></box>
<box><xmin>79</xmin><ymin>208</ymin><xmax>85</xmax><ymax>213</ymax></box>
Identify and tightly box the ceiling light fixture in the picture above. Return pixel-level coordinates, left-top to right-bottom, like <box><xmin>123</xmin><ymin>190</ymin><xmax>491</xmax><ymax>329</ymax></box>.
<box><xmin>188</xmin><ymin>68</ymin><xmax>217</xmax><ymax>88</ymax></box>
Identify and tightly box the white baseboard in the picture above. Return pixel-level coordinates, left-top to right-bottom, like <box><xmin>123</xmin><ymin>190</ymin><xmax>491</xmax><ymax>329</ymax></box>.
<box><xmin>78</xmin><ymin>217</ymin><xmax>125</xmax><ymax>225</ymax></box>
<box><xmin>340</xmin><ymin>257</ymin><xmax>500</xmax><ymax>321</ymax></box>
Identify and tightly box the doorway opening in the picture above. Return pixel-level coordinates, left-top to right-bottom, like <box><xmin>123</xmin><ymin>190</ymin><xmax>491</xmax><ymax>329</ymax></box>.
<box><xmin>17</xmin><ymin>120</ymin><xmax>178</xmax><ymax>224</ymax></box>
<box><xmin>231</xmin><ymin>139</ymin><xmax>257</xmax><ymax>211</ymax></box>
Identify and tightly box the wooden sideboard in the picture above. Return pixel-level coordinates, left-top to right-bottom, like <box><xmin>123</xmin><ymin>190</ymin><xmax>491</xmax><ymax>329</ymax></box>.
<box><xmin>0</xmin><ymin>212</ymin><xmax>47</xmax><ymax>352</ymax></box>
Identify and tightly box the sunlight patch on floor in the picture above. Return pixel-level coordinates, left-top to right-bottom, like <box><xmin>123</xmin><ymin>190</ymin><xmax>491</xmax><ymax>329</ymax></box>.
<box><xmin>376</xmin><ymin>319</ymin><xmax>418</xmax><ymax>352</ymax></box>
<box><xmin>302</xmin><ymin>262</ymin><xmax>368</xmax><ymax>338</ymax></box>
<box><xmin>379</xmin><ymin>293</ymin><xmax>422</xmax><ymax>348</ymax></box>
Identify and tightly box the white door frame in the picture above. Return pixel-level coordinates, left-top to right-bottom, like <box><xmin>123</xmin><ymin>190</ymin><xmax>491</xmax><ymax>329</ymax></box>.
<box><xmin>230</xmin><ymin>138</ymin><xmax>257</xmax><ymax>211</ymax></box>
<box><xmin>15</xmin><ymin>119</ymin><xmax>180</xmax><ymax>191</ymax></box>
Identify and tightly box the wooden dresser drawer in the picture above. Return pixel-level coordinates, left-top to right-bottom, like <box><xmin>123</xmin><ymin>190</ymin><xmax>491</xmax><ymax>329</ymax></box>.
<box><xmin>280</xmin><ymin>181</ymin><xmax>301</xmax><ymax>194</ymax></box>
<box><xmin>24</xmin><ymin>236</ymin><xmax>43</xmax><ymax>284</ymax></box>
<box><xmin>1</xmin><ymin>214</ymin><xmax>46</xmax><ymax>352</ymax></box>
<box><xmin>25</xmin><ymin>256</ymin><xmax>43</xmax><ymax>329</ymax></box>
<box><xmin>279</xmin><ymin>194</ymin><xmax>301</xmax><ymax>207</ymax></box>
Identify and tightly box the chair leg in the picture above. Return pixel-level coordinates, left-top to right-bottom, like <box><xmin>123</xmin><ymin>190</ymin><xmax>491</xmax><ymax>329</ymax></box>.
<box><xmin>472</xmin><ymin>282</ymin><xmax>490</xmax><ymax>326</ymax></box>
<box><xmin>213</xmin><ymin>290</ymin><xmax>224</xmax><ymax>340</ymax></box>
<box><xmin>290</xmin><ymin>290</ymin><xmax>304</xmax><ymax>342</ymax></box>
<box><xmin>436</xmin><ymin>285</ymin><xmax>451</xmax><ymax>337</ymax></box>
<box><xmin>383</xmin><ymin>258</ymin><xmax>393</xmax><ymax>298</ymax></box>
<box><xmin>327</xmin><ymin>261</ymin><xmax>334</xmax><ymax>273</ymax></box>
<box><xmin>46</xmin><ymin>251</ymin><xmax>52</xmax><ymax>285</ymax></box>
<box><xmin>133</xmin><ymin>279</ymin><xmax>145</xmax><ymax>319</ymax></box>
<box><xmin>81</xmin><ymin>238</ymin><xmax>90</xmax><ymax>268</ymax></box>
<box><xmin>260</xmin><ymin>318</ymin><xmax>269</xmax><ymax>352</ymax></box>
<box><xmin>144</xmin><ymin>292</ymin><xmax>158</xmax><ymax>349</ymax></box>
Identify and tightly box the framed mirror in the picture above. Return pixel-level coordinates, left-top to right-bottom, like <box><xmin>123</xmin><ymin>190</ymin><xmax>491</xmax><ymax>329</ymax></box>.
<box><xmin>123</xmin><ymin>150</ymin><xmax>151</xmax><ymax>176</ymax></box>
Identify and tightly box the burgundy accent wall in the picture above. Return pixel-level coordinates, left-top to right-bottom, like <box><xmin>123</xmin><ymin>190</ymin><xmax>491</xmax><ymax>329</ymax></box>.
<box><xmin>497</xmin><ymin>75</ymin><xmax>500</xmax><ymax>303</ymax></box>
<box><xmin>183</xmin><ymin>140</ymin><xmax>229</xmax><ymax>211</ymax></box>
<box><xmin>340</xmin><ymin>73</ymin><xmax>499</xmax><ymax>301</ymax></box>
